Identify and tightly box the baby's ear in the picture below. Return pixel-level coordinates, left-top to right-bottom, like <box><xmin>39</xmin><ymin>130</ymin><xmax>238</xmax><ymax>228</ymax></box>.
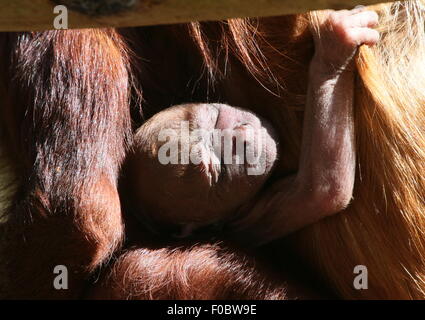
<box><xmin>132</xmin><ymin>125</ymin><xmax>147</xmax><ymax>147</ymax></box>
<box><xmin>132</xmin><ymin>123</ymin><xmax>161</xmax><ymax>158</ymax></box>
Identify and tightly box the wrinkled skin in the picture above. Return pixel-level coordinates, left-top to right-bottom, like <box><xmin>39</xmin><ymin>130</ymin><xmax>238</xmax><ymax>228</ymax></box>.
<box><xmin>0</xmin><ymin>8</ymin><xmax>380</xmax><ymax>299</ymax></box>
<box><xmin>122</xmin><ymin>103</ymin><xmax>278</xmax><ymax>233</ymax></box>
<box><xmin>122</xmin><ymin>8</ymin><xmax>380</xmax><ymax>246</ymax></box>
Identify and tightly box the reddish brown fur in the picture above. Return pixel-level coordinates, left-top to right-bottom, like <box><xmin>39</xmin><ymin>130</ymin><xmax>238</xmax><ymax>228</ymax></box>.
<box><xmin>0</xmin><ymin>29</ymin><xmax>131</xmax><ymax>298</ymax></box>
<box><xmin>88</xmin><ymin>245</ymin><xmax>289</xmax><ymax>300</ymax></box>
<box><xmin>0</xmin><ymin>18</ymin><xmax>319</xmax><ymax>299</ymax></box>
<box><xmin>0</xmin><ymin>2</ymin><xmax>423</xmax><ymax>300</ymax></box>
<box><xmin>0</xmin><ymin>25</ymin><xmax>301</xmax><ymax>299</ymax></box>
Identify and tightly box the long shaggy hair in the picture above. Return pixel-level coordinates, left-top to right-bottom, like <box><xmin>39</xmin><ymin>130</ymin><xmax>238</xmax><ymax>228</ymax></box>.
<box><xmin>0</xmin><ymin>28</ymin><xmax>132</xmax><ymax>298</ymax></box>
<box><xmin>300</xmin><ymin>2</ymin><xmax>425</xmax><ymax>299</ymax></box>
<box><xmin>0</xmin><ymin>0</ymin><xmax>423</xmax><ymax>299</ymax></box>
<box><xmin>189</xmin><ymin>1</ymin><xmax>425</xmax><ymax>299</ymax></box>
<box><xmin>89</xmin><ymin>244</ymin><xmax>289</xmax><ymax>300</ymax></box>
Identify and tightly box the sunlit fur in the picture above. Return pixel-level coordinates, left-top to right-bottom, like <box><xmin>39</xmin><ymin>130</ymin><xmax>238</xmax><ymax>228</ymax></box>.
<box><xmin>89</xmin><ymin>244</ymin><xmax>288</xmax><ymax>300</ymax></box>
<box><xmin>0</xmin><ymin>29</ymin><xmax>132</xmax><ymax>298</ymax></box>
<box><xmin>0</xmin><ymin>1</ymin><xmax>423</xmax><ymax>299</ymax></box>
<box><xmin>298</xmin><ymin>2</ymin><xmax>425</xmax><ymax>299</ymax></box>
<box><xmin>189</xmin><ymin>1</ymin><xmax>424</xmax><ymax>299</ymax></box>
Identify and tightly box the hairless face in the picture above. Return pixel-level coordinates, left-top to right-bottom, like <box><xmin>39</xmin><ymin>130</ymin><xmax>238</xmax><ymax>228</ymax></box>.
<box><xmin>122</xmin><ymin>103</ymin><xmax>278</xmax><ymax>232</ymax></box>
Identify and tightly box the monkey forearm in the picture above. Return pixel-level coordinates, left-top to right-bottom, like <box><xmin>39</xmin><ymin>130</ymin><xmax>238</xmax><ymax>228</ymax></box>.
<box><xmin>230</xmin><ymin>60</ymin><xmax>356</xmax><ymax>246</ymax></box>
<box><xmin>230</xmin><ymin>8</ymin><xmax>379</xmax><ymax>246</ymax></box>
<box><xmin>296</xmin><ymin>58</ymin><xmax>356</xmax><ymax>214</ymax></box>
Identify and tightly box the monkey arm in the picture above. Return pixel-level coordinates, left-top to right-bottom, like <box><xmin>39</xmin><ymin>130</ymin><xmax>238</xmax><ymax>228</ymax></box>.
<box><xmin>296</xmin><ymin>62</ymin><xmax>356</xmax><ymax>218</ymax></box>
<box><xmin>228</xmin><ymin>8</ymin><xmax>379</xmax><ymax>247</ymax></box>
<box><xmin>230</xmin><ymin>61</ymin><xmax>355</xmax><ymax>247</ymax></box>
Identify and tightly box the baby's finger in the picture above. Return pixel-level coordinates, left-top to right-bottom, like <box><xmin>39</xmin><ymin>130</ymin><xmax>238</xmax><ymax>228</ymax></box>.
<box><xmin>346</xmin><ymin>10</ymin><xmax>379</xmax><ymax>28</ymax></box>
<box><xmin>346</xmin><ymin>28</ymin><xmax>380</xmax><ymax>46</ymax></box>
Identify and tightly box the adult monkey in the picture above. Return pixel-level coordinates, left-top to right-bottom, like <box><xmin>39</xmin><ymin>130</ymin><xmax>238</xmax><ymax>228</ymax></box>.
<box><xmin>0</xmin><ymin>1</ymin><xmax>424</xmax><ymax>300</ymax></box>
<box><xmin>101</xmin><ymin>1</ymin><xmax>425</xmax><ymax>299</ymax></box>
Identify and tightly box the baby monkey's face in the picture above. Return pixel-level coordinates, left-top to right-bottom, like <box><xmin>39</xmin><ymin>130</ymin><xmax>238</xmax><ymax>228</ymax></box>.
<box><xmin>123</xmin><ymin>104</ymin><xmax>278</xmax><ymax>230</ymax></box>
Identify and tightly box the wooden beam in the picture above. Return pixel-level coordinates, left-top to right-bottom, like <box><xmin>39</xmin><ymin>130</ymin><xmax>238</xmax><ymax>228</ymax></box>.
<box><xmin>0</xmin><ymin>0</ymin><xmax>391</xmax><ymax>32</ymax></box>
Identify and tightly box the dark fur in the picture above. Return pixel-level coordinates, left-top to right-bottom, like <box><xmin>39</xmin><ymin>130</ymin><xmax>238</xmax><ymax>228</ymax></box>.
<box><xmin>0</xmin><ymin>29</ymin><xmax>131</xmax><ymax>298</ymax></box>
<box><xmin>88</xmin><ymin>244</ymin><xmax>289</xmax><ymax>300</ymax></box>
<box><xmin>0</xmin><ymin>17</ymin><xmax>317</xmax><ymax>299</ymax></box>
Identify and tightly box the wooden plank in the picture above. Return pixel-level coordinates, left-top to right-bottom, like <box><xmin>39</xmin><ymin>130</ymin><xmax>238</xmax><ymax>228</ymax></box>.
<box><xmin>0</xmin><ymin>0</ymin><xmax>391</xmax><ymax>32</ymax></box>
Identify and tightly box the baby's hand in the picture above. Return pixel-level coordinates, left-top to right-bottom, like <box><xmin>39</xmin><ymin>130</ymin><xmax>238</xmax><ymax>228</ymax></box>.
<box><xmin>311</xmin><ymin>7</ymin><xmax>379</xmax><ymax>73</ymax></box>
